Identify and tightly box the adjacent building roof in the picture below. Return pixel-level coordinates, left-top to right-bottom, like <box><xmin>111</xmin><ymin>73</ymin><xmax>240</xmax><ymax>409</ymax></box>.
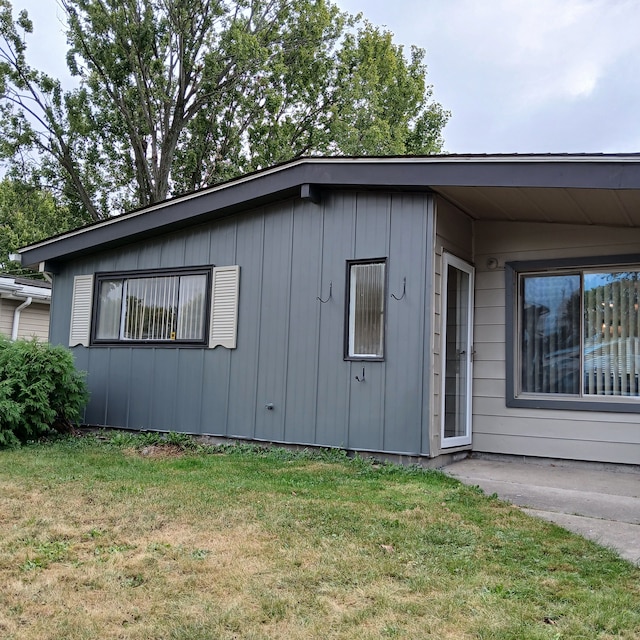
<box><xmin>16</xmin><ymin>154</ymin><xmax>640</xmax><ymax>269</ymax></box>
<box><xmin>0</xmin><ymin>275</ymin><xmax>52</xmax><ymax>302</ymax></box>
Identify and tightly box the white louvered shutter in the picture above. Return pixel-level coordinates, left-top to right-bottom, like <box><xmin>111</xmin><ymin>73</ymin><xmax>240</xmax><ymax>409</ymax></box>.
<box><xmin>209</xmin><ymin>266</ymin><xmax>240</xmax><ymax>349</ymax></box>
<box><xmin>69</xmin><ymin>274</ymin><xmax>94</xmax><ymax>347</ymax></box>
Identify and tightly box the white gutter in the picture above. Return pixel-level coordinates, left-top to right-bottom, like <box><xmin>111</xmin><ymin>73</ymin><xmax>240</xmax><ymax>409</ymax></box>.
<box><xmin>0</xmin><ymin>277</ymin><xmax>52</xmax><ymax>302</ymax></box>
<box><xmin>11</xmin><ymin>296</ymin><xmax>32</xmax><ymax>341</ymax></box>
<box><xmin>0</xmin><ymin>277</ymin><xmax>21</xmax><ymax>293</ymax></box>
<box><xmin>17</xmin><ymin>153</ymin><xmax>640</xmax><ymax>257</ymax></box>
<box><xmin>0</xmin><ymin>277</ymin><xmax>50</xmax><ymax>340</ymax></box>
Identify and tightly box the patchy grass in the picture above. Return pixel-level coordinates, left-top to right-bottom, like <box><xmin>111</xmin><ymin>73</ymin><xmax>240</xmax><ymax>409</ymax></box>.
<box><xmin>0</xmin><ymin>434</ymin><xmax>638</xmax><ymax>639</ymax></box>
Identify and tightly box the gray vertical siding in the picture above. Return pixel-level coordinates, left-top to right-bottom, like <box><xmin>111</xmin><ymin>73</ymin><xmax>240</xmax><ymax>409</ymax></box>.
<box><xmin>386</xmin><ymin>194</ymin><xmax>431</xmax><ymax>455</ymax></box>
<box><xmin>51</xmin><ymin>190</ymin><xmax>435</xmax><ymax>455</ymax></box>
<box><xmin>348</xmin><ymin>193</ymin><xmax>390</xmax><ymax>451</ymax></box>
<box><xmin>255</xmin><ymin>202</ymin><xmax>294</xmax><ymax>441</ymax></box>
<box><xmin>284</xmin><ymin>199</ymin><xmax>323</xmax><ymax>445</ymax></box>
<box><xmin>129</xmin><ymin>349</ymin><xmax>155</xmax><ymax>429</ymax></box>
<box><xmin>315</xmin><ymin>192</ymin><xmax>354</xmax><ymax>447</ymax></box>
<box><xmin>228</xmin><ymin>212</ymin><xmax>263</xmax><ymax>438</ymax></box>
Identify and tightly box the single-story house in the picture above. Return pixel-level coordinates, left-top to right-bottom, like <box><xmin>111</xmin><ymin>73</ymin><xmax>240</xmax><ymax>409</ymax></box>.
<box><xmin>0</xmin><ymin>275</ymin><xmax>51</xmax><ymax>341</ymax></box>
<box><xmin>15</xmin><ymin>154</ymin><xmax>640</xmax><ymax>465</ymax></box>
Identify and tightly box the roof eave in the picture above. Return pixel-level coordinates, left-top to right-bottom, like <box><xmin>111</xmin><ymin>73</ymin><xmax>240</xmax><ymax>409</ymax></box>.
<box><xmin>17</xmin><ymin>155</ymin><xmax>640</xmax><ymax>268</ymax></box>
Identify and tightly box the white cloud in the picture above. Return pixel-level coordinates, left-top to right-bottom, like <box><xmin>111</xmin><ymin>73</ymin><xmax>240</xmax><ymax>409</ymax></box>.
<box><xmin>12</xmin><ymin>0</ymin><xmax>640</xmax><ymax>153</ymax></box>
<box><xmin>337</xmin><ymin>0</ymin><xmax>640</xmax><ymax>152</ymax></box>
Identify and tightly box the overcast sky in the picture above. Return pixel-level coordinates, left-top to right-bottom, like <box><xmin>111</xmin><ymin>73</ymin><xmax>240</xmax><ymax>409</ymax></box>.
<box><xmin>14</xmin><ymin>0</ymin><xmax>640</xmax><ymax>154</ymax></box>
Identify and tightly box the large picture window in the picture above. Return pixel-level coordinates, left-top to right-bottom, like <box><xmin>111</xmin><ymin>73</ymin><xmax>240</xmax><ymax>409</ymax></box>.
<box><xmin>93</xmin><ymin>269</ymin><xmax>210</xmax><ymax>344</ymax></box>
<box><xmin>345</xmin><ymin>260</ymin><xmax>386</xmax><ymax>360</ymax></box>
<box><xmin>508</xmin><ymin>257</ymin><xmax>640</xmax><ymax>411</ymax></box>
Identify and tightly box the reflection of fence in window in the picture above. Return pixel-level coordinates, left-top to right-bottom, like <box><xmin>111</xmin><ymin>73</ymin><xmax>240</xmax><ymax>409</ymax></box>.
<box><xmin>93</xmin><ymin>273</ymin><xmax>208</xmax><ymax>342</ymax></box>
<box><xmin>584</xmin><ymin>273</ymin><xmax>640</xmax><ymax>396</ymax></box>
<box><xmin>125</xmin><ymin>277</ymin><xmax>179</xmax><ymax>340</ymax></box>
<box><xmin>520</xmin><ymin>271</ymin><xmax>640</xmax><ymax>398</ymax></box>
<box><xmin>520</xmin><ymin>274</ymin><xmax>580</xmax><ymax>394</ymax></box>
<box><xmin>176</xmin><ymin>275</ymin><xmax>206</xmax><ymax>339</ymax></box>
<box><xmin>349</xmin><ymin>262</ymin><xmax>385</xmax><ymax>358</ymax></box>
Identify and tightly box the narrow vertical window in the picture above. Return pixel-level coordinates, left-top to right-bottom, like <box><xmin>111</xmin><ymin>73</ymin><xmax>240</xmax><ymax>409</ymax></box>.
<box><xmin>346</xmin><ymin>260</ymin><xmax>386</xmax><ymax>359</ymax></box>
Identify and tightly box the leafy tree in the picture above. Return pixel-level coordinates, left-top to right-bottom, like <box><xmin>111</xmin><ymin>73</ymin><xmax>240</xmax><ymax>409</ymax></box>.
<box><xmin>0</xmin><ymin>0</ymin><xmax>449</xmax><ymax>222</ymax></box>
<box><xmin>0</xmin><ymin>178</ymin><xmax>85</xmax><ymax>275</ymax></box>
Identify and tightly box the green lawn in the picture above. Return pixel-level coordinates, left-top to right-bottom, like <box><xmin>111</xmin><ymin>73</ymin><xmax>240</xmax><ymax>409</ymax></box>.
<box><xmin>0</xmin><ymin>433</ymin><xmax>638</xmax><ymax>639</ymax></box>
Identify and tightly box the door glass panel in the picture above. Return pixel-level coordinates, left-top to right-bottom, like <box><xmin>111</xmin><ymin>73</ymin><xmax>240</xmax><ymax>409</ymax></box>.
<box><xmin>443</xmin><ymin>263</ymin><xmax>471</xmax><ymax>441</ymax></box>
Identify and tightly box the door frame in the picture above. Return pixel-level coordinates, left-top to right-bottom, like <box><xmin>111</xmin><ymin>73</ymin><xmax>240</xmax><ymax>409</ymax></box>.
<box><xmin>440</xmin><ymin>252</ymin><xmax>475</xmax><ymax>448</ymax></box>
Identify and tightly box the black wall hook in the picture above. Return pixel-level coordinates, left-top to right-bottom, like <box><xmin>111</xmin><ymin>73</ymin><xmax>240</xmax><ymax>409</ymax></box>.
<box><xmin>355</xmin><ymin>367</ymin><xmax>365</xmax><ymax>382</ymax></box>
<box><xmin>317</xmin><ymin>281</ymin><xmax>332</xmax><ymax>303</ymax></box>
<box><xmin>391</xmin><ymin>277</ymin><xmax>406</xmax><ymax>301</ymax></box>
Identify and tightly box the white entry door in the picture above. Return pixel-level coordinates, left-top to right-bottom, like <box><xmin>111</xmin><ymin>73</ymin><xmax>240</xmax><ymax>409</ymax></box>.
<box><xmin>441</xmin><ymin>253</ymin><xmax>474</xmax><ymax>448</ymax></box>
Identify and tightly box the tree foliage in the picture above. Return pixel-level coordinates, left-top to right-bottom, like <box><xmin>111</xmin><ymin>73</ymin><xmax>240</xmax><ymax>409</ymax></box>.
<box><xmin>0</xmin><ymin>0</ymin><xmax>449</xmax><ymax>222</ymax></box>
<box><xmin>0</xmin><ymin>178</ymin><xmax>85</xmax><ymax>275</ymax></box>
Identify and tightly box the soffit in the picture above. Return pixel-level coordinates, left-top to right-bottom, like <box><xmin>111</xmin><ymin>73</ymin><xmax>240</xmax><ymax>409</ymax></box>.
<box><xmin>434</xmin><ymin>186</ymin><xmax>640</xmax><ymax>228</ymax></box>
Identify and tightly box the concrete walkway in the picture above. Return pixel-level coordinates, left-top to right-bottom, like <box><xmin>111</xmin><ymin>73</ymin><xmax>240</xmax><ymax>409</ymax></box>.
<box><xmin>443</xmin><ymin>455</ymin><xmax>640</xmax><ymax>565</ymax></box>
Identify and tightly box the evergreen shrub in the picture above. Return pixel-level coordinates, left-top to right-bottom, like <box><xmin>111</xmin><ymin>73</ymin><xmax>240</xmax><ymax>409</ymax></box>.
<box><xmin>0</xmin><ymin>337</ymin><xmax>88</xmax><ymax>447</ymax></box>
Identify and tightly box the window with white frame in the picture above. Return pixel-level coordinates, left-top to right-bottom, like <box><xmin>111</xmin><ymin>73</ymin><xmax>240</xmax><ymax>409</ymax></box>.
<box><xmin>508</xmin><ymin>258</ymin><xmax>640</xmax><ymax>410</ymax></box>
<box><xmin>345</xmin><ymin>260</ymin><xmax>386</xmax><ymax>360</ymax></box>
<box><xmin>94</xmin><ymin>269</ymin><xmax>210</xmax><ymax>343</ymax></box>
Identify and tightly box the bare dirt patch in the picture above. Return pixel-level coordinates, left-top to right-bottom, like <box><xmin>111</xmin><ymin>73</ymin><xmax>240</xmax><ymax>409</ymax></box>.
<box><xmin>125</xmin><ymin>444</ymin><xmax>188</xmax><ymax>459</ymax></box>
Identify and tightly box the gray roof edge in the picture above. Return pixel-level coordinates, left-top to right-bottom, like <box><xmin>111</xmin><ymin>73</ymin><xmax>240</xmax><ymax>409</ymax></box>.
<box><xmin>17</xmin><ymin>154</ymin><xmax>640</xmax><ymax>266</ymax></box>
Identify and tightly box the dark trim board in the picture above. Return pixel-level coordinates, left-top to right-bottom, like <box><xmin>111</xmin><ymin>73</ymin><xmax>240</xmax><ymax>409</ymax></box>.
<box><xmin>90</xmin><ymin>265</ymin><xmax>213</xmax><ymax>348</ymax></box>
<box><xmin>343</xmin><ymin>257</ymin><xmax>388</xmax><ymax>362</ymax></box>
<box><xmin>505</xmin><ymin>255</ymin><xmax>640</xmax><ymax>414</ymax></box>
<box><xmin>18</xmin><ymin>155</ymin><xmax>640</xmax><ymax>268</ymax></box>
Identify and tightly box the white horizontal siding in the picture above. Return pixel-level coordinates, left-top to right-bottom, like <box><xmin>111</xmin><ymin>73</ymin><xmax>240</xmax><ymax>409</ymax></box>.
<box><xmin>473</xmin><ymin>360</ymin><xmax>505</xmax><ymax>380</ymax></box>
<box><xmin>473</xmin><ymin>377</ymin><xmax>505</xmax><ymax>398</ymax></box>
<box><xmin>472</xmin><ymin>219</ymin><xmax>640</xmax><ymax>464</ymax></box>
<box><xmin>474</xmin><ymin>396</ymin><xmax>640</xmax><ymax>426</ymax></box>
<box><xmin>474</xmin><ymin>306</ymin><xmax>503</xmax><ymax>325</ymax></box>
<box><xmin>474</xmin><ymin>324</ymin><xmax>505</xmax><ymax>343</ymax></box>
<box><xmin>0</xmin><ymin>300</ymin><xmax>49</xmax><ymax>341</ymax></box>
<box><xmin>474</xmin><ymin>433</ymin><xmax>640</xmax><ymax>465</ymax></box>
<box><xmin>475</xmin><ymin>341</ymin><xmax>505</xmax><ymax>362</ymax></box>
<box><xmin>0</xmin><ymin>298</ymin><xmax>12</xmax><ymax>337</ymax></box>
<box><xmin>16</xmin><ymin>303</ymin><xmax>50</xmax><ymax>340</ymax></box>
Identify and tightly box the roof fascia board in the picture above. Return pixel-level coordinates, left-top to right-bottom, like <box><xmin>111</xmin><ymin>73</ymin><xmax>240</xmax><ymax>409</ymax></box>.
<box><xmin>18</xmin><ymin>156</ymin><xmax>640</xmax><ymax>266</ymax></box>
